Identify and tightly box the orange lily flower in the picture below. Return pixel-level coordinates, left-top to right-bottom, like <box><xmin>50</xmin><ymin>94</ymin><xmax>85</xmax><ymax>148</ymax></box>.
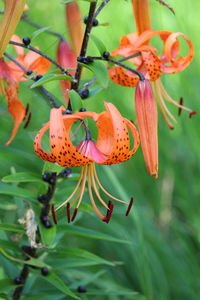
<box><xmin>1</xmin><ymin>35</ymin><xmax>51</xmax><ymax>145</ymax></box>
<box><xmin>65</xmin><ymin>2</ymin><xmax>83</xmax><ymax>57</ymax></box>
<box><xmin>8</xmin><ymin>35</ymin><xmax>51</xmax><ymax>82</ymax></box>
<box><xmin>0</xmin><ymin>0</ymin><xmax>26</xmax><ymax>57</ymax></box>
<box><xmin>34</xmin><ymin>102</ymin><xmax>140</xmax><ymax>222</ymax></box>
<box><xmin>57</xmin><ymin>39</ymin><xmax>76</xmax><ymax>106</ymax></box>
<box><xmin>0</xmin><ymin>57</ymin><xmax>26</xmax><ymax>146</ymax></box>
<box><xmin>108</xmin><ymin>0</ymin><xmax>195</xmax><ymax>178</ymax></box>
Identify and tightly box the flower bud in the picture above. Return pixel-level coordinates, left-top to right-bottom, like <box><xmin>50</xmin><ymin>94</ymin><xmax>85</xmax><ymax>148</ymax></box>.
<box><xmin>57</xmin><ymin>39</ymin><xmax>76</xmax><ymax>106</ymax></box>
<box><xmin>0</xmin><ymin>0</ymin><xmax>26</xmax><ymax>57</ymax></box>
<box><xmin>66</xmin><ymin>2</ymin><xmax>83</xmax><ymax>56</ymax></box>
<box><xmin>135</xmin><ymin>79</ymin><xmax>158</xmax><ymax>178</ymax></box>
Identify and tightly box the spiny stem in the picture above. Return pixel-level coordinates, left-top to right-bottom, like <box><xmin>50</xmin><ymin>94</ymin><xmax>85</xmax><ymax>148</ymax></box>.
<box><xmin>71</xmin><ymin>1</ymin><xmax>98</xmax><ymax>92</ymax></box>
<box><xmin>9</xmin><ymin>40</ymin><xmax>74</xmax><ymax>78</ymax></box>
<box><xmin>94</xmin><ymin>0</ymin><xmax>110</xmax><ymax>18</ymax></box>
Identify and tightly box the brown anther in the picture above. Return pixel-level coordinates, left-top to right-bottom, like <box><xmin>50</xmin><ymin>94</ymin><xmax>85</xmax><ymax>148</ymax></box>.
<box><xmin>71</xmin><ymin>208</ymin><xmax>78</xmax><ymax>222</ymax></box>
<box><xmin>66</xmin><ymin>203</ymin><xmax>70</xmax><ymax>224</ymax></box>
<box><xmin>126</xmin><ymin>197</ymin><xmax>134</xmax><ymax>216</ymax></box>
<box><xmin>189</xmin><ymin>111</ymin><xmax>197</xmax><ymax>119</ymax></box>
<box><xmin>51</xmin><ymin>204</ymin><xmax>57</xmax><ymax>225</ymax></box>
<box><xmin>23</xmin><ymin>103</ymin><xmax>30</xmax><ymax>120</ymax></box>
<box><xmin>178</xmin><ymin>97</ymin><xmax>183</xmax><ymax>116</ymax></box>
<box><xmin>103</xmin><ymin>200</ymin><xmax>114</xmax><ymax>223</ymax></box>
<box><xmin>24</xmin><ymin>112</ymin><xmax>32</xmax><ymax>129</ymax></box>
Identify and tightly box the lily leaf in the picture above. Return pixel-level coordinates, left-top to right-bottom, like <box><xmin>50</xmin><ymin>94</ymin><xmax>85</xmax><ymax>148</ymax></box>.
<box><xmin>30</xmin><ymin>73</ymin><xmax>74</xmax><ymax>88</ymax></box>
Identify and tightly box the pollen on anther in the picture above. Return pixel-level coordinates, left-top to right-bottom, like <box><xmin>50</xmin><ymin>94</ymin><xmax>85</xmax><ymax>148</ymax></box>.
<box><xmin>51</xmin><ymin>204</ymin><xmax>57</xmax><ymax>224</ymax></box>
<box><xmin>71</xmin><ymin>208</ymin><xmax>78</xmax><ymax>222</ymax></box>
<box><xmin>126</xmin><ymin>197</ymin><xmax>134</xmax><ymax>216</ymax></box>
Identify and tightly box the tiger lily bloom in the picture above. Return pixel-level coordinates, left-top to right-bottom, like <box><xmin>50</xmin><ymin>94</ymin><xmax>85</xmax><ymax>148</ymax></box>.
<box><xmin>34</xmin><ymin>102</ymin><xmax>140</xmax><ymax>222</ymax></box>
<box><xmin>0</xmin><ymin>35</ymin><xmax>51</xmax><ymax>145</ymax></box>
<box><xmin>0</xmin><ymin>0</ymin><xmax>26</xmax><ymax>57</ymax></box>
<box><xmin>0</xmin><ymin>57</ymin><xmax>26</xmax><ymax>146</ymax></box>
<box><xmin>109</xmin><ymin>29</ymin><xmax>194</xmax><ymax>128</ymax></box>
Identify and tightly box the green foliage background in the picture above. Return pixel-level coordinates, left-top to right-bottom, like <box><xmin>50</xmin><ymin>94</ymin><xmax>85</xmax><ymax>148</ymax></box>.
<box><xmin>0</xmin><ymin>0</ymin><xmax>199</xmax><ymax>299</ymax></box>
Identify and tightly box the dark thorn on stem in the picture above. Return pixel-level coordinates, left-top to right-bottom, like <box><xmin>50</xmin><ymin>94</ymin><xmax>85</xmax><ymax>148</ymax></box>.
<box><xmin>51</xmin><ymin>204</ymin><xmax>57</xmax><ymax>225</ymax></box>
<box><xmin>67</xmin><ymin>203</ymin><xmax>71</xmax><ymax>223</ymax></box>
<box><xmin>71</xmin><ymin>208</ymin><xmax>78</xmax><ymax>222</ymax></box>
<box><xmin>126</xmin><ymin>197</ymin><xmax>134</xmax><ymax>216</ymax></box>
<box><xmin>24</xmin><ymin>112</ymin><xmax>32</xmax><ymax>129</ymax></box>
<box><xmin>14</xmin><ymin>277</ymin><xmax>22</xmax><ymax>285</ymax></box>
<box><xmin>178</xmin><ymin>97</ymin><xmax>183</xmax><ymax>116</ymax></box>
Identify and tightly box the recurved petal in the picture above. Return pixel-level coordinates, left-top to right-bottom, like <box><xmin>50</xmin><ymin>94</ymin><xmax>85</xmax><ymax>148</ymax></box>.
<box><xmin>161</xmin><ymin>32</ymin><xmax>194</xmax><ymax>74</ymax></box>
<box><xmin>25</xmin><ymin>50</ymin><xmax>51</xmax><ymax>74</ymax></box>
<box><xmin>96</xmin><ymin>102</ymin><xmax>137</xmax><ymax>165</ymax></box>
<box><xmin>34</xmin><ymin>122</ymin><xmax>56</xmax><ymax>163</ymax></box>
<box><xmin>135</xmin><ymin>79</ymin><xmax>158</xmax><ymax>178</ymax></box>
<box><xmin>142</xmin><ymin>51</ymin><xmax>162</xmax><ymax>81</ymax></box>
<box><xmin>0</xmin><ymin>0</ymin><xmax>26</xmax><ymax>57</ymax></box>
<box><xmin>108</xmin><ymin>66</ymin><xmax>139</xmax><ymax>87</ymax></box>
<box><xmin>50</xmin><ymin>106</ymin><xmax>92</xmax><ymax>167</ymax></box>
<box><xmin>5</xmin><ymin>89</ymin><xmax>26</xmax><ymax>146</ymax></box>
<box><xmin>10</xmin><ymin>34</ymin><xmax>24</xmax><ymax>57</ymax></box>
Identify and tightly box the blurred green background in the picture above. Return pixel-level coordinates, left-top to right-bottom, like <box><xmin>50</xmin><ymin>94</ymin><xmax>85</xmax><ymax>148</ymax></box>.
<box><xmin>0</xmin><ymin>0</ymin><xmax>199</xmax><ymax>299</ymax></box>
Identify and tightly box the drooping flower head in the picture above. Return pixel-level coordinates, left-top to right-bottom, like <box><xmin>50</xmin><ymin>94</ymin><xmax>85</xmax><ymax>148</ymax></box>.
<box><xmin>1</xmin><ymin>35</ymin><xmax>51</xmax><ymax>145</ymax></box>
<box><xmin>109</xmin><ymin>0</ymin><xmax>195</xmax><ymax>177</ymax></box>
<box><xmin>34</xmin><ymin>103</ymin><xmax>140</xmax><ymax>222</ymax></box>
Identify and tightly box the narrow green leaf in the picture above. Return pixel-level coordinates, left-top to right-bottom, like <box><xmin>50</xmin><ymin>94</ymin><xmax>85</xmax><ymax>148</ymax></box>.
<box><xmin>85</xmin><ymin>290</ymin><xmax>138</xmax><ymax>296</ymax></box>
<box><xmin>39</xmin><ymin>222</ymin><xmax>56</xmax><ymax>247</ymax></box>
<box><xmin>30</xmin><ymin>73</ymin><xmax>74</xmax><ymax>88</ymax></box>
<box><xmin>59</xmin><ymin>225</ymin><xmax>131</xmax><ymax>244</ymax></box>
<box><xmin>39</xmin><ymin>272</ymin><xmax>78</xmax><ymax>299</ymax></box>
<box><xmin>0</xmin><ymin>247</ymin><xmax>49</xmax><ymax>268</ymax></box>
<box><xmin>56</xmin><ymin>248</ymin><xmax>114</xmax><ymax>266</ymax></box>
<box><xmin>0</xmin><ymin>223</ymin><xmax>25</xmax><ymax>234</ymax></box>
<box><xmin>68</xmin><ymin>90</ymin><xmax>83</xmax><ymax>112</ymax></box>
<box><xmin>2</xmin><ymin>172</ymin><xmax>43</xmax><ymax>183</ymax></box>
<box><xmin>31</xmin><ymin>26</ymin><xmax>53</xmax><ymax>40</ymax></box>
<box><xmin>90</xmin><ymin>34</ymin><xmax>107</xmax><ymax>55</ymax></box>
<box><xmin>0</xmin><ymin>279</ymin><xmax>22</xmax><ymax>292</ymax></box>
<box><xmin>79</xmin><ymin>61</ymin><xmax>109</xmax><ymax>88</ymax></box>
<box><xmin>0</xmin><ymin>182</ymin><xmax>35</xmax><ymax>198</ymax></box>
